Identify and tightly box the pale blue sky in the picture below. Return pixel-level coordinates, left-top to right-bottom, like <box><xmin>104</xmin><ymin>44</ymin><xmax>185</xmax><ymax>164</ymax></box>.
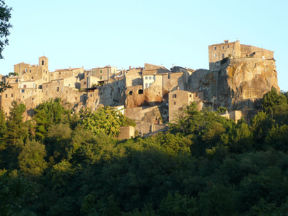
<box><xmin>1</xmin><ymin>0</ymin><xmax>288</xmax><ymax>90</ymax></box>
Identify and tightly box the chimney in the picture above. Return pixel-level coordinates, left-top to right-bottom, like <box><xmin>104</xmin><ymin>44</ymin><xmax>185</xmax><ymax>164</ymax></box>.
<box><xmin>224</xmin><ymin>40</ymin><xmax>229</xmax><ymax>44</ymax></box>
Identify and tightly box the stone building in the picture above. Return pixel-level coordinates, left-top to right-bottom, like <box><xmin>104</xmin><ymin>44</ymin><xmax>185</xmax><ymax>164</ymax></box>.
<box><xmin>89</xmin><ymin>66</ymin><xmax>117</xmax><ymax>84</ymax></box>
<box><xmin>15</xmin><ymin>56</ymin><xmax>50</xmax><ymax>84</ymax></box>
<box><xmin>0</xmin><ymin>40</ymin><xmax>280</xmax><ymax>135</ymax></box>
<box><xmin>125</xmin><ymin>67</ymin><xmax>143</xmax><ymax>87</ymax></box>
<box><xmin>209</xmin><ymin>40</ymin><xmax>274</xmax><ymax>70</ymax></box>
<box><xmin>117</xmin><ymin>126</ymin><xmax>135</xmax><ymax>140</ymax></box>
<box><xmin>168</xmin><ymin>89</ymin><xmax>202</xmax><ymax>122</ymax></box>
<box><xmin>50</xmin><ymin>67</ymin><xmax>84</xmax><ymax>81</ymax></box>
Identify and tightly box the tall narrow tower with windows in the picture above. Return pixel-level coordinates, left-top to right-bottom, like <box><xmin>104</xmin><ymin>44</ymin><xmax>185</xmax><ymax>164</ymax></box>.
<box><xmin>39</xmin><ymin>56</ymin><xmax>48</xmax><ymax>68</ymax></box>
<box><xmin>39</xmin><ymin>56</ymin><xmax>50</xmax><ymax>82</ymax></box>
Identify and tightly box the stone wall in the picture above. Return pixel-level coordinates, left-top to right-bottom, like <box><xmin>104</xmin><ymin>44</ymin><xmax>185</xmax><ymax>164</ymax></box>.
<box><xmin>125</xmin><ymin>106</ymin><xmax>163</xmax><ymax>135</ymax></box>
<box><xmin>125</xmin><ymin>68</ymin><xmax>143</xmax><ymax>87</ymax></box>
<box><xmin>15</xmin><ymin>57</ymin><xmax>49</xmax><ymax>83</ymax></box>
<box><xmin>168</xmin><ymin>90</ymin><xmax>201</xmax><ymax>122</ymax></box>
<box><xmin>240</xmin><ymin>44</ymin><xmax>274</xmax><ymax>59</ymax></box>
<box><xmin>0</xmin><ymin>83</ymin><xmax>21</xmax><ymax>115</ymax></box>
<box><xmin>162</xmin><ymin>72</ymin><xmax>187</xmax><ymax>94</ymax></box>
<box><xmin>209</xmin><ymin>40</ymin><xmax>241</xmax><ymax>65</ymax></box>
<box><xmin>209</xmin><ymin>41</ymin><xmax>274</xmax><ymax>70</ymax></box>
<box><xmin>89</xmin><ymin>66</ymin><xmax>117</xmax><ymax>82</ymax></box>
<box><xmin>117</xmin><ymin>126</ymin><xmax>135</xmax><ymax>140</ymax></box>
<box><xmin>98</xmin><ymin>79</ymin><xmax>126</xmax><ymax>106</ymax></box>
<box><xmin>50</xmin><ymin>68</ymin><xmax>83</xmax><ymax>81</ymax></box>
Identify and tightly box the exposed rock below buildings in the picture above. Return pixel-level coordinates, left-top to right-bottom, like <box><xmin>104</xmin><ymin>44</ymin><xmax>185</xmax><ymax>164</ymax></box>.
<box><xmin>125</xmin><ymin>85</ymin><xmax>163</xmax><ymax>108</ymax></box>
<box><xmin>188</xmin><ymin>58</ymin><xmax>279</xmax><ymax>110</ymax></box>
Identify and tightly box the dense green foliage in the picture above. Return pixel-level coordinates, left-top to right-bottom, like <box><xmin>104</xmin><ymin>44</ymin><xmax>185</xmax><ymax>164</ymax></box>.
<box><xmin>1</xmin><ymin>91</ymin><xmax>288</xmax><ymax>215</ymax></box>
<box><xmin>80</xmin><ymin>106</ymin><xmax>136</xmax><ymax>137</ymax></box>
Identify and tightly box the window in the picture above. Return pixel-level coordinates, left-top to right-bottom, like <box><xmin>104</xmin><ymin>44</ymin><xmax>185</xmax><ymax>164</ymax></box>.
<box><xmin>30</xmin><ymin>70</ymin><xmax>31</xmax><ymax>73</ymax></box>
<box><xmin>222</xmin><ymin>46</ymin><xmax>225</xmax><ymax>49</ymax></box>
<box><xmin>100</xmin><ymin>76</ymin><xmax>102</xmax><ymax>80</ymax></box>
<box><xmin>11</xmin><ymin>94</ymin><xmax>13</xmax><ymax>97</ymax></box>
<box><xmin>227</xmin><ymin>45</ymin><xmax>229</xmax><ymax>48</ymax></box>
<box><xmin>5</xmin><ymin>94</ymin><xmax>7</xmax><ymax>98</ymax></box>
<box><xmin>129</xmin><ymin>91</ymin><xmax>133</xmax><ymax>95</ymax></box>
<box><xmin>145</xmin><ymin>76</ymin><xmax>148</xmax><ymax>80</ymax></box>
<box><xmin>174</xmin><ymin>101</ymin><xmax>176</xmax><ymax>105</ymax></box>
<box><xmin>100</xmin><ymin>70</ymin><xmax>103</xmax><ymax>74</ymax></box>
<box><xmin>24</xmin><ymin>85</ymin><xmax>27</xmax><ymax>88</ymax></box>
<box><xmin>222</xmin><ymin>54</ymin><xmax>225</xmax><ymax>58</ymax></box>
<box><xmin>214</xmin><ymin>53</ymin><xmax>217</xmax><ymax>58</ymax></box>
<box><xmin>214</xmin><ymin>46</ymin><xmax>217</xmax><ymax>50</ymax></box>
<box><xmin>57</xmin><ymin>87</ymin><xmax>59</xmax><ymax>92</ymax></box>
<box><xmin>149</xmin><ymin>76</ymin><xmax>152</xmax><ymax>80</ymax></box>
<box><xmin>21</xmin><ymin>89</ymin><xmax>25</xmax><ymax>93</ymax></box>
<box><xmin>145</xmin><ymin>83</ymin><xmax>148</xmax><ymax>88</ymax></box>
<box><xmin>138</xmin><ymin>89</ymin><xmax>143</xmax><ymax>94</ymax></box>
<box><xmin>42</xmin><ymin>60</ymin><xmax>45</xmax><ymax>65</ymax></box>
<box><xmin>172</xmin><ymin>94</ymin><xmax>177</xmax><ymax>98</ymax></box>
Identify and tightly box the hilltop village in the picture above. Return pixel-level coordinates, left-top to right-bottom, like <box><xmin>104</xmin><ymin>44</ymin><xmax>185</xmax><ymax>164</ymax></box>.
<box><xmin>0</xmin><ymin>40</ymin><xmax>279</xmax><ymax>136</ymax></box>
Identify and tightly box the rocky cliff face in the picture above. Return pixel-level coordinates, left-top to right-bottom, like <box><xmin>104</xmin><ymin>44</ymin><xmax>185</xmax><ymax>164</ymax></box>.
<box><xmin>225</xmin><ymin>58</ymin><xmax>279</xmax><ymax>108</ymax></box>
<box><xmin>188</xmin><ymin>57</ymin><xmax>279</xmax><ymax>110</ymax></box>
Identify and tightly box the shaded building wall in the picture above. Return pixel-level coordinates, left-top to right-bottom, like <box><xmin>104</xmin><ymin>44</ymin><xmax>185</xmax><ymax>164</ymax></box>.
<box><xmin>125</xmin><ymin>68</ymin><xmax>143</xmax><ymax>87</ymax></box>
<box><xmin>168</xmin><ymin>90</ymin><xmax>201</xmax><ymax>122</ymax></box>
<box><xmin>0</xmin><ymin>83</ymin><xmax>21</xmax><ymax>116</ymax></box>
<box><xmin>117</xmin><ymin>126</ymin><xmax>135</xmax><ymax>140</ymax></box>
<box><xmin>162</xmin><ymin>72</ymin><xmax>186</xmax><ymax>95</ymax></box>
<box><xmin>98</xmin><ymin>79</ymin><xmax>126</xmax><ymax>106</ymax></box>
<box><xmin>125</xmin><ymin>106</ymin><xmax>163</xmax><ymax>135</ymax></box>
<box><xmin>85</xmin><ymin>89</ymin><xmax>100</xmax><ymax>111</ymax></box>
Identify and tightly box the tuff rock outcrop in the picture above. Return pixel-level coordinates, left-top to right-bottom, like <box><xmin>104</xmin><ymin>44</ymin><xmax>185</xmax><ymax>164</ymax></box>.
<box><xmin>189</xmin><ymin>57</ymin><xmax>279</xmax><ymax>110</ymax></box>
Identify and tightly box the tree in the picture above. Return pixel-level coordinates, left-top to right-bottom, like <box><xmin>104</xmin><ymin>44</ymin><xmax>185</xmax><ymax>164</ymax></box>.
<box><xmin>6</xmin><ymin>101</ymin><xmax>28</xmax><ymax>145</ymax></box>
<box><xmin>261</xmin><ymin>87</ymin><xmax>287</xmax><ymax>114</ymax></box>
<box><xmin>0</xmin><ymin>0</ymin><xmax>12</xmax><ymax>59</ymax></box>
<box><xmin>18</xmin><ymin>140</ymin><xmax>47</xmax><ymax>176</ymax></box>
<box><xmin>2</xmin><ymin>102</ymin><xmax>28</xmax><ymax>169</ymax></box>
<box><xmin>33</xmin><ymin>99</ymin><xmax>68</xmax><ymax>140</ymax></box>
<box><xmin>80</xmin><ymin>106</ymin><xmax>135</xmax><ymax>137</ymax></box>
<box><xmin>45</xmin><ymin>123</ymin><xmax>72</xmax><ymax>163</ymax></box>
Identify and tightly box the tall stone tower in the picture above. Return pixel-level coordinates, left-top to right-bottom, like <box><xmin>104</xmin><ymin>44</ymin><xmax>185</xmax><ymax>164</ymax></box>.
<box><xmin>39</xmin><ymin>56</ymin><xmax>48</xmax><ymax>69</ymax></box>
<box><xmin>39</xmin><ymin>56</ymin><xmax>49</xmax><ymax>82</ymax></box>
